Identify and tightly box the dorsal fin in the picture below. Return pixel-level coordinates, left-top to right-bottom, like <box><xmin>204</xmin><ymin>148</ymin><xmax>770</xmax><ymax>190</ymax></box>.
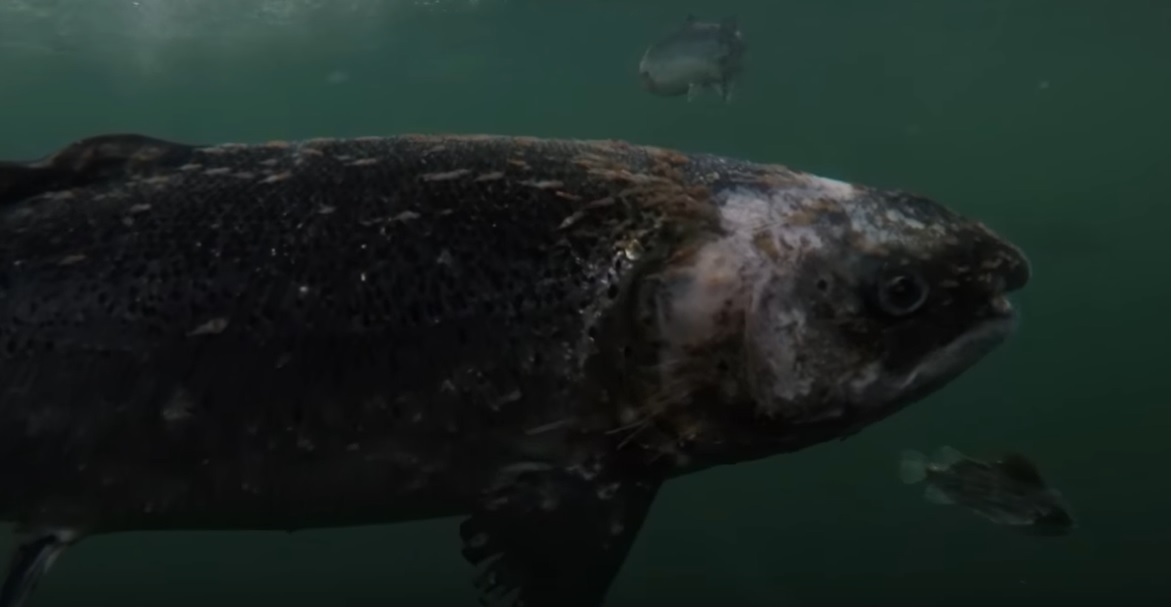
<box><xmin>994</xmin><ymin>453</ymin><xmax>1047</xmax><ymax>487</ymax></box>
<box><xmin>0</xmin><ymin>134</ymin><xmax>197</xmax><ymax>206</ymax></box>
<box><xmin>684</xmin><ymin>14</ymin><xmax>697</xmax><ymax>24</ymax></box>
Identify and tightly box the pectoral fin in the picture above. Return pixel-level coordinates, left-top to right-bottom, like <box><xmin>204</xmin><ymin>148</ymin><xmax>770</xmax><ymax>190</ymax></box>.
<box><xmin>0</xmin><ymin>528</ymin><xmax>78</xmax><ymax>607</ymax></box>
<box><xmin>459</xmin><ymin>464</ymin><xmax>661</xmax><ymax>607</ymax></box>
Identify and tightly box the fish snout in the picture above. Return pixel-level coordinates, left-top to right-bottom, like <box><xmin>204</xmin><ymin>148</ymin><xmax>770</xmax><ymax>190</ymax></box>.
<box><xmin>964</xmin><ymin>225</ymin><xmax>1032</xmax><ymax>322</ymax></box>
<box><xmin>991</xmin><ymin>240</ymin><xmax>1031</xmax><ymax>295</ymax></box>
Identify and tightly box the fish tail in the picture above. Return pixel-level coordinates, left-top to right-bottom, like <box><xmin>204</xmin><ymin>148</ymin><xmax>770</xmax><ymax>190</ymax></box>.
<box><xmin>898</xmin><ymin>449</ymin><xmax>928</xmax><ymax>484</ymax></box>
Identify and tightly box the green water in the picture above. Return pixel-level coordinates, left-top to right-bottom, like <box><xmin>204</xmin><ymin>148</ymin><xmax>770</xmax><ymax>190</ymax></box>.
<box><xmin>1</xmin><ymin>1</ymin><xmax>1167</xmax><ymax>605</ymax></box>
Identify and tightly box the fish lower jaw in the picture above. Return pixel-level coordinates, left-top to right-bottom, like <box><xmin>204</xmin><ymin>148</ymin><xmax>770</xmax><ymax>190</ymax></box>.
<box><xmin>879</xmin><ymin>314</ymin><xmax>1017</xmax><ymax>408</ymax></box>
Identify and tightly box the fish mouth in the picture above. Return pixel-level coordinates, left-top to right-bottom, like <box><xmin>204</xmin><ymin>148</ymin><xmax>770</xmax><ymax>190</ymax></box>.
<box><xmin>851</xmin><ymin>299</ymin><xmax>1020</xmax><ymax>426</ymax></box>
<box><xmin>889</xmin><ymin>309</ymin><xmax>1017</xmax><ymax>407</ymax></box>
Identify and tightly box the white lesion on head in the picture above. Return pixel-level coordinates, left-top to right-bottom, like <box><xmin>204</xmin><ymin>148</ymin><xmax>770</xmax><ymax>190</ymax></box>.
<box><xmin>655</xmin><ymin>173</ymin><xmax>832</xmax><ymax>313</ymax></box>
<box><xmin>653</xmin><ymin>239</ymin><xmax>749</xmax><ymax>351</ymax></box>
<box><xmin>718</xmin><ymin>173</ymin><xmax>859</xmax><ymax>253</ymax></box>
<box><xmin>642</xmin><ymin>237</ymin><xmax>753</xmax><ymax>426</ymax></box>
<box><xmin>803</xmin><ymin>174</ymin><xmax>857</xmax><ymax>200</ymax></box>
<box><xmin>647</xmin><ymin>170</ymin><xmax>907</xmax><ymax>420</ymax></box>
<box><xmin>646</xmin><ymin>173</ymin><xmax>859</xmax><ymax>410</ymax></box>
<box><xmin>721</xmin><ymin>170</ymin><xmax>961</xmax><ymax>263</ymax></box>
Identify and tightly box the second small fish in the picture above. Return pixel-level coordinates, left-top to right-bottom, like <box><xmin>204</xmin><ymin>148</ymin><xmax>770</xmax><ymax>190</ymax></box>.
<box><xmin>638</xmin><ymin>15</ymin><xmax>745</xmax><ymax>102</ymax></box>
<box><xmin>899</xmin><ymin>446</ymin><xmax>1075</xmax><ymax>536</ymax></box>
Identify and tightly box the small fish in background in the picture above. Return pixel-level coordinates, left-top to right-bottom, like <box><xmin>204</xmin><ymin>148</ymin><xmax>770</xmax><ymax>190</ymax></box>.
<box><xmin>899</xmin><ymin>446</ymin><xmax>1075</xmax><ymax>536</ymax></box>
<box><xmin>638</xmin><ymin>14</ymin><xmax>745</xmax><ymax>102</ymax></box>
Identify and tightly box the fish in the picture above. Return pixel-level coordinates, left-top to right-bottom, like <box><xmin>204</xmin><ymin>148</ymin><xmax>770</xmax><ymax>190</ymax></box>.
<box><xmin>637</xmin><ymin>15</ymin><xmax>745</xmax><ymax>102</ymax></box>
<box><xmin>0</xmin><ymin>132</ymin><xmax>1031</xmax><ymax>606</ymax></box>
<box><xmin>899</xmin><ymin>447</ymin><xmax>1075</xmax><ymax>536</ymax></box>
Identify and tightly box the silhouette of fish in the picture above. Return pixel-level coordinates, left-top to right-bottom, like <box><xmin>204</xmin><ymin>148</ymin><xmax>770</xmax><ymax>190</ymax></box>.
<box><xmin>638</xmin><ymin>15</ymin><xmax>745</xmax><ymax>102</ymax></box>
<box><xmin>900</xmin><ymin>447</ymin><xmax>1075</xmax><ymax>536</ymax></box>
<box><xmin>0</xmin><ymin>133</ymin><xmax>1030</xmax><ymax>606</ymax></box>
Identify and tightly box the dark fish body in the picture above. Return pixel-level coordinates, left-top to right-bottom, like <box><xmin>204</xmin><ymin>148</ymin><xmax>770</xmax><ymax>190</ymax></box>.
<box><xmin>900</xmin><ymin>447</ymin><xmax>1075</xmax><ymax>536</ymax></box>
<box><xmin>0</xmin><ymin>133</ymin><xmax>1031</xmax><ymax>606</ymax></box>
<box><xmin>638</xmin><ymin>15</ymin><xmax>745</xmax><ymax>102</ymax></box>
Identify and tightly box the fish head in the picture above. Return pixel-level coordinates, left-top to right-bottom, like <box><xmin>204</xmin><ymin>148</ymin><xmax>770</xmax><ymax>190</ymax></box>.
<box><xmin>736</xmin><ymin>171</ymin><xmax>1030</xmax><ymax>443</ymax></box>
<box><xmin>643</xmin><ymin>165</ymin><xmax>1030</xmax><ymax>463</ymax></box>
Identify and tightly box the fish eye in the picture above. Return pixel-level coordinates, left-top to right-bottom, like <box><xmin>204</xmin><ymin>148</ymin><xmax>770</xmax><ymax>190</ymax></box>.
<box><xmin>875</xmin><ymin>270</ymin><xmax>929</xmax><ymax>317</ymax></box>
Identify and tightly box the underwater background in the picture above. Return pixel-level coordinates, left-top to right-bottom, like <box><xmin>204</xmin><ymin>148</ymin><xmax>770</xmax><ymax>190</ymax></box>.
<box><xmin>0</xmin><ymin>0</ymin><xmax>1167</xmax><ymax>605</ymax></box>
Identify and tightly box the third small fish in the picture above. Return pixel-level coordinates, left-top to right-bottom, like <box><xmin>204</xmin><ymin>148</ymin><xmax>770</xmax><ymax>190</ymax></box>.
<box><xmin>899</xmin><ymin>446</ymin><xmax>1075</xmax><ymax>536</ymax></box>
